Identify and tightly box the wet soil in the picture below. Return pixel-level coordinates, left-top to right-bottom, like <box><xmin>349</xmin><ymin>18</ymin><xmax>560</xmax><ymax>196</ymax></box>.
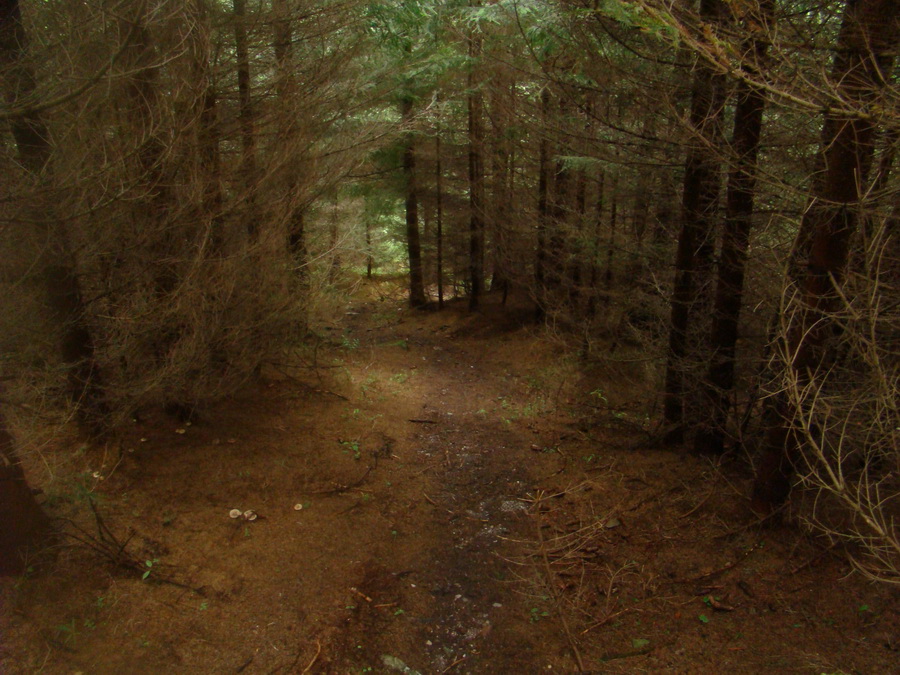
<box><xmin>1</xmin><ymin>283</ymin><xmax>898</xmax><ymax>674</ymax></box>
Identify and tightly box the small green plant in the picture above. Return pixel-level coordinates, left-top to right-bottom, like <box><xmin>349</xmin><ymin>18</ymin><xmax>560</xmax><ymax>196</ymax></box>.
<box><xmin>590</xmin><ymin>388</ymin><xmax>608</xmax><ymax>404</ymax></box>
<box><xmin>698</xmin><ymin>614</ymin><xmax>710</xmax><ymax>624</ymax></box>
<box><xmin>341</xmin><ymin>440</ymin><xmax>362</xmax><ymax>460</ymax></box>
<box><xmin>56</xmin><ymin>619</ymin><xmax>78</xmax><ymax>644</ymax></box>
<box><xmin>141</xmin><ymin>558</ymin><xmax>159</xmax><ymax>581</ymax></box>
<box><xmin>393</xmin><ymin>608</ymin><xmax>405</xmax><ymax>616</ymax></box>
<box><xmin>137</xmin><ymin>636</ymin><xmax>150</xmax><ymax>648</ymax></box>
<box><xmin>341</xmin><ymin>335</ymin><xmax>360</xmax><ymax>350</ymax></box>
<box><xmin>389</xmin><ymin>371</ymin><xmax>409</xmax><ymax>384</ymax></box>
<box><xmin>529</xmin><ymin>607</ymin><xmax>549</xmax><ymax>623</ymax></box>
<box><xmin>199</xmin><ymin>601</ymin><xmax>209</xmax><ymax>611</ymax></box>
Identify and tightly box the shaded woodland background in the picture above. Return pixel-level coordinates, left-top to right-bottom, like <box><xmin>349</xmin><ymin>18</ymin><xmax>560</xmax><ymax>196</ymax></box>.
<box><xmin>1</xmin><ymin>0</ymin><xmax>898</xmax><ymax>586</ymax></box>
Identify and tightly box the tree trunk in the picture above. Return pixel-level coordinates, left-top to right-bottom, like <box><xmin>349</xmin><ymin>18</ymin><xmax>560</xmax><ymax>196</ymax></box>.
<box><xmin>467</xmin><ymin>28</ymin><xmax>485</xmax><ymax>311</ymax></box>
<box><xmin>694</xmin><ymin>0</ymin><xmax>773</xmax><ymax>455</ymax></box>
<box><xmin>0</xmin><ymin>0</ymin><xmax>104</xmax><ymax>425</ymax></box>
<box><xmin>402</xmin><ymin>97</ymin><xmax>427</xmax><ymax>308</ymax></box>
<box><xmin>604</xmin><ymin>172</ymin><xmax>618</xmax><ymax>300</ymax></box>
<box><xmin>587</xmin><ymin>169</ymin><xmax>605</xmax><ymax>320</ymax></box>
<box><xmin>567</xmin><ymin>164</ymin><xmax>586</xmax><ymax>308</ymax></box>
<box><xmin>751</xmin><ymin>0</ymin><xmax>899</xmax><ymax>514</ymax></box>
<box><xmin>535</xmin><ymin>88</ymin><xmax>551</xmax><ymax>320</ymax></box>
<box><xmin>191</xmin><ymin>0</ymin><xmax>224</xmax><ymax>254</ymax></box>
<box><xmin>436</xmin><ymin>134</ymin><xmax>444</xmax><ymax>309</ymax></box>
<box><xmin>272</xmin><ymin>0</ymin><xmax>308</xmax><ymax>288</ymax></box>
<box><xmin>0</xmin><ymin>396</ymin><xmax>49</xmax><ymax>576</ymax></box>
<box><xmin>662</xmin><ymin>0</ymin><xmax>729</xmax><ymax>445</ymax></box>
<box><xmin>233</xmin><ymin>0</ymin><xmax>258</xmax><ymax>240</ymax></box>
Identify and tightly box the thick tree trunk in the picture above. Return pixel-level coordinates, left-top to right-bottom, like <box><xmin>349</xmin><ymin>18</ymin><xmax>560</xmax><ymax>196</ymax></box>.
<box><xmin>402</xmin><ymin>97</ymin><xmax>427</xmax><ymax>308</ymax></box>
<box><xmin>0</xmin><ymin>398</ymin><xmax>49</xmax><ymax>576</ymax></box>
<box><xmin>663</xmin><ymin>0</ymin><xmax>729</xmax><ymax>445</ymax></box>
<box><xmin>467</xmin><ymin>30</ymin><xmax>485</xmax><ymax>311</ymax></box>
<box><xmin>0</xmin><ymin>0</ymin><xmax>104</xmax><ymax>425</ymax></box>
<box><xmin>751</xmin><ymin>0</ymin><xmax>898</xmax><ymax>514</ymax></box>
<box><xmin>694</xmin><ymin>0</ymin><xmax>773</xmax><ymax>455</ymax></box>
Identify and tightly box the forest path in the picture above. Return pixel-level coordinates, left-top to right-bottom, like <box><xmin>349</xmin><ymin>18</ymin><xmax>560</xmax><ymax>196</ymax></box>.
<box><xmin>4</xmin><ymin>283</ymin><xmax>900</xmax><ymax>675</ymax></box>
<box><xmin>324</xmin><ymin>289</ymin><xmax>573</xmax><ymax>673</ymax></box>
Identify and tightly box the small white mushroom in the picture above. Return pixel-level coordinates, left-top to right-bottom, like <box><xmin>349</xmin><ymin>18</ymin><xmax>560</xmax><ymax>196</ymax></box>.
<box><xmin>293</xmin><ymin>503</ymin><xmax>304</xmax><ymax>511</ymax></box>
<box><xmin>243</xmin><ymin>509</ymin><xmax>258</xmax><ymax>521</ymax></box>
<box><xmin>229</xmin><ymin>508</ymin><xmax>242</xmax><ymax>519</ymax></box>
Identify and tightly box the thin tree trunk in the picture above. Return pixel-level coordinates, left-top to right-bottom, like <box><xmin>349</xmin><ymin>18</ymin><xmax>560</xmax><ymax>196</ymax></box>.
<box><xmin>233</xmin><ymin>0</ymin><xmax>258</xmax><ymax>240</ymax></box>
<box><xmin>568</xmin><ymin>165</ymin><xmax>586</xmax><ymax>308</ymax></box>
<box><xmin>587</xmin><ymin>169</ymin><xmax>605</xmax><ymax>319</ymax></box>
<box><xmin>467</xmin><ymin>27</ymin><xmax>485</xmax><ymax>311</ymax></box>
<box><xmin>436</xmin><ymin>133</ymin><xmax>444</xmax><ymax>309</ymax></box>
<box><xmin>190</xmin><ymin>0</ymin><xmax>224</xmax><ymax>254</ymax></box>
<box><xmin>663</xmin><ymin>0</ymin><xmax>729</xmax><ymax>445</ymax></box>
<box><xmin>272</xmin><ymin>0</ymin><xmax>308</xmax><ymax>289</ymax></box>
<box><xmin>694</xmin><ymin>0</ymin><xmax>773</xmax><ymax>455</ymax></box>
<box><xmin>604</xmin><ymin>172</ymin><xmax>618</xmax><ymax>299</ymax></box>
<box><xmin>402</xmin><ymin>97</ymin><xmax>427</xmax><ymax>308</ymax></box>
<box><xmin>535</xmin><ymin>88</ymin><xmax>551</xmax><ymax>320</ymax></box>
<box><xmin>751</xmin><ymin>0</ymin><xmax>899</xmax><ymax>514</ymax></box>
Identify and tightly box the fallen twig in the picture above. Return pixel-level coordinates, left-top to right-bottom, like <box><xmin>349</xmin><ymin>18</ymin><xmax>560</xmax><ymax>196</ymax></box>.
<box><xmin>301</xmin><ymin>640</ymin><xmax>322</xmax><ymax>674</ymax></box>
<box><xmin>441</xmin><ymin>654</ymin><xmax>467</xmax><ymax>673</ymax></box>
<box><xmin>532</xmin><ymin>490</ymin><xmax>586</xmax><ymax>673</ymax></box>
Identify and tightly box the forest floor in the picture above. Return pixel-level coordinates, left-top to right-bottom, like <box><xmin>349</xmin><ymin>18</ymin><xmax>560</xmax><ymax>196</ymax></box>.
<box><xmin>2</xmin><ymin>279</ymin><xmax>898</xmax><ymax>674</ymax></box>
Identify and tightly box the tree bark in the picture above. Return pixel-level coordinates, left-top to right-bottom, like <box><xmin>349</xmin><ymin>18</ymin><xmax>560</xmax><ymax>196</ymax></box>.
<box><xmin>663</xmin><ymin>0</ymin><xmax>729</xmax><ymax>445</ymax></box>
<box><xmin>535</xmin><ymin>88</ymin><xmax>552</xmax><ymax>320</ymax></box>
<box><xmin>272</xmin><ymin>0</ymin><xmax>308</xmax><ymax>288</ymax></box>
<box><xmin>751</xmin><ymin>0</ymin><xmax>899</xmax><ymax>514</ymax></box>
<box><xmin>694</xmin><ymin>0</ymin><xmax>773</xmax><ymax>455</ymax></box>
<box><xmin>233</xmin><ymin>0</ymin><xmax>258</xmax><ymax>240</ymax></box>
<box><xmin>436</xmin><ymin>133</ymin><xmax>445</xmax><ymax>309</ymax></box>
<box><xmin>467</xmin><ymin>28</ymin><xmax>485</xmax><ymax>311</ymax></box>
<box><xmin>0</xmin><ymin>0</ymin><xmax>104</xmax><ymax>424</ymax></box>
<box><xmin>0</xmin><ymin>395</ymin><xmax>49</xmax><ymax>576</ymax></box>
<box><xmin>587</xmin><ymin>169</ymin><xmax>605</xmax><ymax>320</ymax></box>
<box><xmin>402</xmin><ymin>97</ymin><xmax>427</xmax><ymax>308</ymax></box>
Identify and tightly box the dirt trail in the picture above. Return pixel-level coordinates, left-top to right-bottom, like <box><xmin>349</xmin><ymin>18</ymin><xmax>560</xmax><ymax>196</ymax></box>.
<box><xmin>327</xmin><ymin>296</ymin><xmax>569</xmax><ymax>673</ymax></box>
<box><xmin>3</xmin><ymin>286</ymin><xmax>899</xmax><ymax>675</ymax></box>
